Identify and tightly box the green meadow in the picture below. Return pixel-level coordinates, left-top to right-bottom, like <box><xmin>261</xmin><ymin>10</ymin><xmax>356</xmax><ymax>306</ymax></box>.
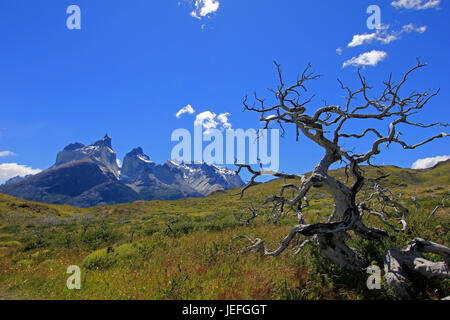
<box><xmin>0</xmin><ymin>162</ymin><xmax>448</xmax><ymax>300</ymax></box>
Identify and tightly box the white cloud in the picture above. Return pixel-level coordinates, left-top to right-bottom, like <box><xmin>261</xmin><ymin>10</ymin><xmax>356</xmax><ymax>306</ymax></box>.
<box><xmin>176</xmin><ymin>104</ymin><xmax>195</xmax><ymax>118</ymax></box>
<box><xmin>0</xmin><ymin>163</ymin><xmax>41</xmax><ymax>184</ymax></box>
<box><xmin>343</xmin><ymin>50</ymin><xmax>388</xmax><ymax>68</ymax></box>
<box><xmin>336</xmin><ymin>48</ymin><xmax>343</xmax><ymax>55</ymax></box>
<box><xmin>217</xmin><ymin>112</ymin><xmax>232</xmax><ymax>129</ymax></box>
<box><xmin>401</xmin><ymin>23</ymin><xmax>427</xmax><ymax>34</ymax></box>
<box><xmin>0</xmin><ymin>151</ymin><xmax>16</xmax><ymax>157</ymax></box>
<box><xmin>392</xmin><ymin>0</ymin><xmax>440</xmax><ymax>10</ymax></box>
<box><xmin>190</xmin><ymin>0</ymin><xmax>220</xmax><ymax>19</ymax></box>
<box><xmin>378</xmin><ymin>34</ymin><xmax>400</xmax><ymax>44</ymax></box>
<box><xmin>347</xmin><ymin>24</ymin><xmax>426</xmax><ymax>48</ymax></box>
<box><xmin>194</xmin><ymin>111</ymin><xmax>218</xmax><ymax>134</ymax></box>
<box><xmin>348</xmin><ymin>33</ymin><xmax>378</xmax><ymax>48</ymax></box>
<box><xmin>411</xmin><ymin>155</ymin><xmax>450</xmax><ymax>169</ymax></box>
<box><xmin>194</xmin><ymin>110</ymin><xmax>232</xmax><ymax>134</ymax></box>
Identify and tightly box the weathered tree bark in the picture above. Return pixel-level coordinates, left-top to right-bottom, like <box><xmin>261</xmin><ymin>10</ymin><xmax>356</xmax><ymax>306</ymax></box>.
<box><xmin>428</xmin><ymin>198</ymin><xmax>447</xmax><ymax>218</ymax></box>
<box><xmin>233</xmin><ymin>60</ymin><xmax>449</xmax><ymax>297</ymax></box>
<box><xmin>383</xmin><ymin>238</ymin><xmax>450</xmax><ymax>299</ymax></box>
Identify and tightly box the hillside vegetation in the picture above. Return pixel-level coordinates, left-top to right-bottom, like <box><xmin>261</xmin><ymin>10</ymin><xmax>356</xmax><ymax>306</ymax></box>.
<box><xmin>0</xmin><ymin>161</ymin><xmax>448</xmax><ymax>300</ymax></box>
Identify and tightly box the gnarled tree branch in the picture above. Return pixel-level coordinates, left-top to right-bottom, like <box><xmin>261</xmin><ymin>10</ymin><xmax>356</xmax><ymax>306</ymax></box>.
<box><xmin>233</xmin><ymin>60</ymin><xmax>448</xmax><ymax>279</ymax></box>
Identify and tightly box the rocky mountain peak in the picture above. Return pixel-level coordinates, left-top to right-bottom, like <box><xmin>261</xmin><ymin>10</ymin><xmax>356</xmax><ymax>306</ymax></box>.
<box><xmin>130</xmin><ymin>147</ymin><xmax>143</xmax><ymax>155</ymax></box>
<box><xmin>63</xmin><ymin>142</ymin><xmax>85</xmax><ymax>151</ymax></box>
<box><xmin>120</xmin><ymin>147</ymin><xmax>154</xmax><ymax>182</ymax></box>
<box><xmin>92</xmin><ymin>134</ymin><xmax>112</xmax><ymax>149</ymax></box>
<box><xmin>126</xmin><ymin>147</ymin><xmax>149</xmax><ymax>159</ymax></box>
<box><xmin>55</xmin><ymin>134</ymin><xmax>119</xmax><ymax>179</ymax></box>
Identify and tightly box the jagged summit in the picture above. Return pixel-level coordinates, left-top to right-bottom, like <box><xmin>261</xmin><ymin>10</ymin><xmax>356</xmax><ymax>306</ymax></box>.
<box><xmin>125</xmin><ymin>147</ymin><xmax>152</xmax><ymax>162</ymax></box>
<box><xmin>127</xmin><ymin>147</ymin><xmax>144</xmax><ymax>156</ymax></box>
<box><xmin>120</xmin><ymin>147</ymin><xmax>155</xmax><ymax>182</ymax></box>
<box><xmin>63</xmin><ymin>142</ymin><xmax>85</xmax><ymax>151</ymax></box>
<box><xmin>92</xmin><ymin>134</ymin><xmax>113</xmax><ymax>149</ymax></box>
<box><xmin>55</xmin><ymin>134</ymin><xmax>119</xmax><ymax>178</ymax></box>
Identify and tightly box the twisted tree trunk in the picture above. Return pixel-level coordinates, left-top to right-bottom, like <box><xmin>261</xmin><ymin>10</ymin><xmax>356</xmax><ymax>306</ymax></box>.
<box><xmin>383</xmin><ymin>238</ymin><xmax>450</xmax><ymax>299</ymax></box>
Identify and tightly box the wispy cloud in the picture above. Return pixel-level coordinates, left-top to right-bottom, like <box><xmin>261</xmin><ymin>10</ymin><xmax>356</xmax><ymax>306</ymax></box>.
<box><xmin>0</xmin><ymin>151</ymin><xmax>16</xmax><ymax>157</ymax></box>
<box><xmin>401</xmin><ymin>23</ymin><xmax>427</xmax><ymax>33</ymax></box>
<box><xmin>194</xmin><ymin>110</ymin><xmax>232</xmax><ymax>134</ymax></box>
<box><xmin>0</xmin><ymin>163</ymin><xmax>41</xmax><ymax>184</ymax></box>
<box><xmin>216</xmin><ymin>112</ymin><xmax>232</xmax><ymax>129</ymax></box>
<box><xmin>392</xmin><ymin>0</ymin><xmax>440</xmax><ymax>10</ymax></box>
<box><xmin>190</xmin><ymin>0</ymin><xmax>220</xmax><ymax>19</ymax></box>
<box><xmin>411</xmin><ymin>155</ymin><xmax>450</xmax><ymax>169</ymax></box>
<box><xmin>176</xmin><ymin>104</ymin><xmax>195</xmax><ymax>118</ymax></box>
<box><xmin>348</xmin><ymin>33</ymin><xmax>379</xmax><ymax>48</ymax></box>
<box><xmin>343</xmin><ymin>50</ymin><xmax>388</xmax><ymax>68</ymax></box>
<box><xmin>347</xmin><ymin>24</ymin><xmax>427</xmax><ymax>48</ymax></box>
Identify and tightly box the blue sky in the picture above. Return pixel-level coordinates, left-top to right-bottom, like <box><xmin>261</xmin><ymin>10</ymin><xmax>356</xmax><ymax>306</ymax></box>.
<box><xmin>0</xmin><ymin>0</ymin><xmax>449</xmax><ymax>183</ymax></box>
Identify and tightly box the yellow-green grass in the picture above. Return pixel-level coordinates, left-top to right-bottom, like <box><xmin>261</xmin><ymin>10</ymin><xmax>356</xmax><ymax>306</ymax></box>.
<box><xmin>0</xmin><ymin>162</ymin><xmax>448</xmax><ymax>300</ymax></box>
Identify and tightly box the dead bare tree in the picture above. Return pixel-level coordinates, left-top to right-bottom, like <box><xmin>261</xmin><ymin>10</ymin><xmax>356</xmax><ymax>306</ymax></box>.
<box><xmin>233</xmin><ymin>60</ymin><xmax>449</xmax><ymax>295</ymax></box>
<box><xmin>384</xmin><ymin>238</ymin><xmax>450</xmax><ymax>299</ymax></box>
<box><xmin>233</xmin><ymin>202</ymin><xmax>260</xmax><ymax>226</ymax></box>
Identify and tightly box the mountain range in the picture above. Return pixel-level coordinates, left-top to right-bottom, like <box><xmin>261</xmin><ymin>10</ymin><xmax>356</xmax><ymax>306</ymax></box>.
<box><xmin>0</xmin><ymin>135</ymin><xmax>244</xmax><ymax>207</ymax></box>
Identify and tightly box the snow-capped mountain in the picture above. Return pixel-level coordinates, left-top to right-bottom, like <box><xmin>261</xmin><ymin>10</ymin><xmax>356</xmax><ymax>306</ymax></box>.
<box><xmin>0</xmin><ymin>135</ymin><xmax>244</xmax><ymax>207</ymax></box>
<box><xmin>119</xmin><ymin>147</ymin><xmax>243</xmax><ymax>199</ymax></box>
<box><xmin>55</xmin><ymin>134</ymin><xmax>120</xmax><ymax>179</ymax></box>
<box><xmin>163</xmin><ymin>160</ymin><xmax>243</xmax><ymax>195</ymax></box>
<box><xmin>120</xmin><ymin>147</ymin><xmax>155</xmax><ymax>183</ymax></box>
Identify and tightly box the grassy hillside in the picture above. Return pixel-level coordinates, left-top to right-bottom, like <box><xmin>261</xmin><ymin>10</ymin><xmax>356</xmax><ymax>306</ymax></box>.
<box><xmin>0</xmin><ymin>162</ymin><xmax>448</xmax><ymax>300</ymax></box>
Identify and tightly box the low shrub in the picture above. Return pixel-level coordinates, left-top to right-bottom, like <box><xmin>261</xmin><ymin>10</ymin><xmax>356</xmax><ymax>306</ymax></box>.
<box><xmin>82</xmin><ymin>243</ymin><xmax>140</xmax><ymax>270</ymax></box>
<box><xmin>0</xmin><ymin>240</ymin><xmax>22</xmax><ymax>247</ymax></box>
